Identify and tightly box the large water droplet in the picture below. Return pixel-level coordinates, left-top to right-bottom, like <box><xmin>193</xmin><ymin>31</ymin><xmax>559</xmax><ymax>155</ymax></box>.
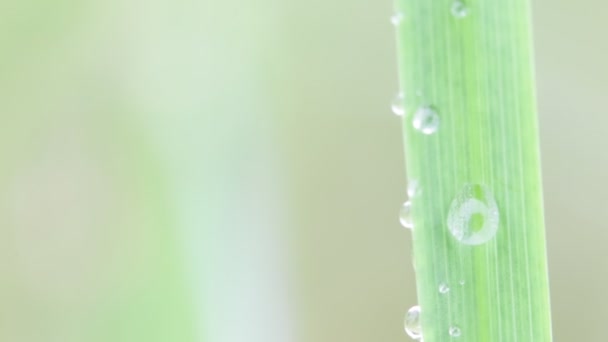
<box><xmin>404</xmin><ymin>305</ymin><xmax>422</xmax><ymax>340</ymax></box>
<box><xmin>439</xmin><ymin>283</ymin><xmax>450</xmax><ymax>294</ymax></box>
<box><xmin>449</xmin><ymin>326</ymin><xmax>462</xmax><ymax>337</ymax></box>
<box><xmin>391</xmin><ymin>12</ymin><xmax>404</xmax><ymax>26</ymax></box>
<box><xmin>399</xmin><ymin>201</ymin><xmax>413</xmax><ymax>229</ymax></box>
<box><xmin>392</xmin><ymin>92</ymin><xmax>405</xmax><ymax>116</ymax></box>
<box><xmin>407</xmin><ymin>180</ymin><xmax>420</xmax><ymax>198</ymax></box>
<box><xmin>451</xmin><ymin>1</ymin><xmax>469</xmax><ymax>18</ymax></box>
<box><xmin>447</xmin><ymin>184</ymin><xmax>499</xmax><ymax>245</ymax></box>
<box><xmin>413</xmin><ymin>106</ymin><xmax>439</xmax><ymax>135</ymax></box>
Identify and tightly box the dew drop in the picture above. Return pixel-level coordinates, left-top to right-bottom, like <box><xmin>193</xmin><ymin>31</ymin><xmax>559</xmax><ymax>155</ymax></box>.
<box><xmin>449</xmin><ymin>326</ymin><xmax>462</xmax><ymax>338</ymax></box>
<box><xmin>399</xmin><ymin>201</ymin><xmax>413</xmax><ymax>229</ymax></box>
<box><xmin>439</xmin><ymin>283</ymin><xmax>450</xmax><ymax>294</ymax></box>
<box><xmin>447</xmin><ymin>184</ymin><xmax>499</xmax><ymax>245</ymax></box>
<box><xmin>451</xmin><ymin>1</ymin><xmax>469</xmax><ymax>18</ymax></box>
<box><xmin>404</xmin><ymin>305</ymin><xmax>422</xmax><ymax>340</ymax></box>
<box><xmin>407</xmin><ymin>180</ymin><xmax>420</xmax><ymax>198</ymax></box>
<box><xmin>459</xmin><ymin>280</ymin><xmax>465</xmax><ymax>286</ymax></box>
<box><xmin>412</xmin><ymin>106</ymin><xmax>439</xmax><ymax>135</ymax></box>
<box><xmin>391</xmin><ymin>12</ymin><xmax>404</xmax><ymax>26</ymax></box>
<box><xmin>392</xmin><ymin>92</ymin><xmax>405</xmax><ymax>116</ymax></box>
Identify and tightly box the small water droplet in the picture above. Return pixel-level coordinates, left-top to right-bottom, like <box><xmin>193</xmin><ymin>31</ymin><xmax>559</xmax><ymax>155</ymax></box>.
<box><xmin>449</xmin><ymin>326</ymin><xmax>462</xmax><ymax>337</ymax></box>
<box><xmin>391</xmin><ymin>12</ymin><xmax>404</xmax><ymax>26</ymax></box>
<box><xmin>451</xmin><ymin>1</ymin><xmax>469</xmax><ymax>18</ymax></box>
<box><xmin>459</xmin><ymin>280</ymin><xmax>465</xmax><ymax>286</ymax></box>
<box><xmin>447</xmin><ymin>184</ymin><xmax>499</xmax><ymax>245</ymax></box>
<box><xmin>407</xmin><ymin>180</ymin><xmax>420</xmax><ymax>198</ymax></box>
<box><xmin>439</xmin><ymin>283</ymin><xmax>450</xmax><ymax>294</ymax></box>
<box><xmin>413</xmin><ymin>106</ymin><xmax>440</xmax><ymax>135</ymax></box>
<box><xmin>399</xmin><ymin>201</ymin><xmax>413</xmax><ymax>229</ymax></box>
<box><xmin>392</xmin><ymin>92</ymin><xmax>405</xmax><ymax>116</ymax></box>
<box><xmin>404</xmin><ymin>305</ymin><xmax>422</xmax><ymax>340</ymax></box>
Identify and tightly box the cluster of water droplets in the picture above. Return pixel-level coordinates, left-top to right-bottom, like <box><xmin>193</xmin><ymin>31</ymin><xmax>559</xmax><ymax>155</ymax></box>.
<box><xmin>392</xmin><ymin>1</ymin><xmax>469</xmax><ymax>27</ymax></box>
<box><xmin>400</xmin><ymin>179</ymin><xmax>422</xmax><ymax>339</ymax></box>
<box><xmin>391</xmin><ymin>91</ymin><xmax>441</xmax><ymax>135</ymax></box>
<box><xmin>399</xmin><ymin>179</ymin><xmax>420</xmax><ymax>230</ymax></box>
<box><xmin>391</xmin><ymin>2</ymin><xmax>478</xmax><ymax>340</ymax></box>
<box><xmin>397</xmin><ymin>178</ymin><xmax>498</xmax><ymax>340</ymax></box>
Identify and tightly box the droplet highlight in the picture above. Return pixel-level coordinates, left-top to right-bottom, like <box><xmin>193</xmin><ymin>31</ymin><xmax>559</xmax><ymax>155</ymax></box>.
<box><xmin>391</xmin><ymin>12</ymin><xmax>404</xmax><ymax>26</ymax></box>
<box><xmin>407</xmin><ymin>180</ymin><xmax>420</xmax><ymax>198</ymax></box>
<box><xmin>399</xmin><ymin>201</ymin><xmax>413</xmax><ymax>229</ymax></box>
<box><xmin>412</xmin><ymin>106</ymin><xmax>439</xmax><ymax>135</ymax></box>
<box><xmin>392</xmin><ymin>92</ymin><xmax>405</xmax><ymax>116</ymax></box>
<box><xmin>451</xmin><ymin>1</ymin><xmax>469</xmax><ymax>18</ymax></box>
<box><xmin>449</xmin><ymin>326</ymin><xmax>462</xmax><ymax>338</ymax></box>
<box><xmin>404</xmin><ymin>305</ymin><xmax>422</xmax><ymax>340</ymax></box>
<box><xmin>447</xmin><ymin>183</ymin><xmax>499</xmax><ymax>245</ymax></box>
<box><xmin>439</xmin><ymin>283</ymin><xmax>450</xmax><ymax>294</ymax></box>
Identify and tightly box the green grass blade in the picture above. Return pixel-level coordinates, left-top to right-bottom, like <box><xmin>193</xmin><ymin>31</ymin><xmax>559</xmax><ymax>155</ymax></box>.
<box><xmin>394</xmin><ymin>1</ymin><xmax>552</xmax><ymax>341</ymax></box>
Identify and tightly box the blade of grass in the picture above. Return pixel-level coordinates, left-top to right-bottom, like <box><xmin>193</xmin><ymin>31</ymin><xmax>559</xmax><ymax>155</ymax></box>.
<box><xmin>394</xmin><ymin>1</ymin><xmax>552</xmax><ymax>341</ymax></box>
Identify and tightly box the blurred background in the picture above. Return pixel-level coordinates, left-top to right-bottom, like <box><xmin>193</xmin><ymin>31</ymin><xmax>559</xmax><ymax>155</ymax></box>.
<box><xmin>0</xmin><ymin>0</ymin><xmax>605</xmax><ymax>341</ymax></box>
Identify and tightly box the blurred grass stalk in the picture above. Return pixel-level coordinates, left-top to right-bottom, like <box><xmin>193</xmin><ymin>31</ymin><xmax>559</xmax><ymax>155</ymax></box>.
<box><xmin>1</xmin><ymin>1</ymin><xmax>296</xmax><ymax>341</ymax></box>
<box><xmin>394</xmin><ymin>0</ymin><xmax>552</xmax><ymax>341</ymax></box>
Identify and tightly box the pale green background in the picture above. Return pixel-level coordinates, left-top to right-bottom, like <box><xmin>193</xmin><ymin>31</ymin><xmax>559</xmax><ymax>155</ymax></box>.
<box><xmin>0</xmin><ymin>0</ymin><xmax>604</xmax><ymax>341</ymax></box>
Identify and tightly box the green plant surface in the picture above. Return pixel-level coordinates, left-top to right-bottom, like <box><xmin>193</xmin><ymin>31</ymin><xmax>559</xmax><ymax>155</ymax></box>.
<box><xmin>394</xmin><ymin>1</ymin><xmax>552</xmax><ymax>341</ymax></box>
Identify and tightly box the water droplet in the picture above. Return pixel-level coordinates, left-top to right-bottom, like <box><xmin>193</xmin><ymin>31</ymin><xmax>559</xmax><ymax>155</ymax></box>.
<box><xmin>391</xmin><ymin>12</ymin><xmax>404</xmax><ymax>26</ymax></box>
<box><xmin>451</xmin><ymin>1</ymin><xmax>469</xmax><ymax>18</ymax></box>
<box><xmin>399</xmin><ymin>201</ymin><xmax>413</xmax><ymax>229</ymax></box>
<box><xmin>447</xmin><ymin>184</ymin><xmax>499</xmax><ymax>245</ymax></box>
<box><xmin>449</xmin><ymin>326</ymin><xmax>462</xmax><ymax>337</ymax></box>
<box><xmin>412</xmin><ymin>106</ymin><xmax>439</xmax><ymax>135</ymax></box>
<box><xmin>404</xmin><ymin>305</ymin><xmax>422</xmax><ymax>340</ymax></box>
<box><xmin>439</xmin><ymin>283</ymin><xmax>450</xmax><ymax>294</ymax></box>
<box><xmin>459</xmin><ymin>280</ymin><xmax>465</xmax><ymax>286</ymax></box>
<box><xmin>407</xmin><ymin>180</ymin><xmax>420</xmax><ymax>198</ymax></box>
<box><xmin>392</xmin><ymin>92</ymin><xmax>405</xmax><ymax>116</ymax></box>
